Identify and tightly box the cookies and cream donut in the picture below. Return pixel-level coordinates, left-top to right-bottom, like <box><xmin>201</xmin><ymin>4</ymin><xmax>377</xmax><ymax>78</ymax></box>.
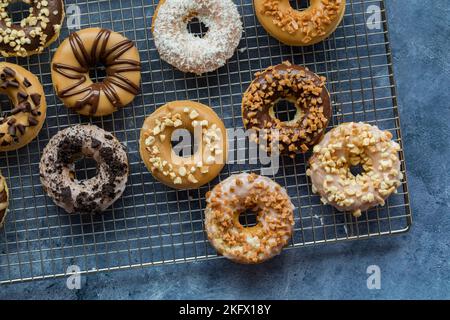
<box><xmin>242</xmin><ymin>61</ymin><xmax>331</xmax><ymax>158</ymax></box>
<box><xmin>0</xmin><ymin>62</ymin><xmax>46</xmax><ymax>152</ymax></box>
<box><xmin>152</xmin><ymin>0</ymin><xmax>243</xmax><ymax>74</ymax></box>
<box><xmin>51</xmin><ymin>28</ymin><xmax>141</xmax><ymax>117</ymax></box>
<box><xmin>307</xmin><ymin>122</ymin><xmax>403</xmax><ymax>217</ymax></box>
<box><xmin>0</xmin><ymin>174</ymin><xmax>9</xmax><ymax>228</ymax></box>
<box><xmin>40</xmin><ymin>125</ymin><xmax>129</xmax><ymax>214</ymax></box>
<box><xmin>254</xmin><ymin>0</ymin><xmax>346</xmax><ymax>46</ymax></box>
<box><xmin>0</xmin><ymin>0</ymin><xmax>65</xmax><ymax>57</ymax></box>
<box><xmin>140</xmin><ymin>100</ymin><xmax>227</xmax><ymax>190</ymax></box>
<box><xmin>205</xmin><ymin>173</ymin><xmax>295</xmax><ymax>264</ymax></box>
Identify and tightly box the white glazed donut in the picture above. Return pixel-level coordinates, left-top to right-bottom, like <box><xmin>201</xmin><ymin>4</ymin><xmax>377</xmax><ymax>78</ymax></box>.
<box><xmin>307</xmin><ymin>122</ymin><xmax>403</xmax><ymax>217</ymax></box>
<box><xmin>152</xmin><ymin>0</ymin><xmax>243</xmax><ymax>75</ymax></box>
<box><xmin>205</xmin><ymin>173</ymin><xmax>295</xmax><ymax>264</ymax></box>
<box><xmin>39</xmin><ymin>125</ymin><xmax>129</xmax><ymax>214</ymax></box>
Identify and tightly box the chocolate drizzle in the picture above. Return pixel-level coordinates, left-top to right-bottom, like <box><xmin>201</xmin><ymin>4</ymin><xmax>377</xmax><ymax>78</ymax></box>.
<box><xmin>53</xmin><ymin>29</ymin><xmax>141</xmax><ymax>115</ymax></box>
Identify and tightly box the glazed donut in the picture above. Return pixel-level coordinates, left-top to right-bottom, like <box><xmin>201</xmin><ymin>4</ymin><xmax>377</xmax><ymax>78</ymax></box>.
<box><xmin>0</xmin><ymin>0</ymin><xmax>65</xmax><ymax>57</ymax></box>
<box><xmin>0</xmin><ymin>174</ymin><xmax>9</xmax><ymax>228</ymax></box>
<box><xmin>140</xmin><ymin>100</ymin><xmax>227</xmax><ymax>190</ymax></box>
<box><xmin>39</xmin><ymin>125</ymin><xmax>129</xmax><ymax>214</ymax></box>
<box><xmin>242</xmin><ymin>61</ymin><xmax>331</xmax><ymax>158</ymax></box>
<box><xmin>152</xmin><ymin>0</ymin><xmax>243</xmax><ymax>74</ymax></box>
<box><xmin>51</xmin><ymin>28</ymin><xmax>141</xmax><ymax>117</ymax></box>
<box><xmin>254</xmin><ymin>0</ymin><xmax>346</xmax><ymax>46</ymax></box>
<box><xmin>205</xmin><ymin>173</ymin><xmax>295</xmax><ymax>264</ymax></box>
<box><xmin>307</xmin><ymin>122</ymin><xmax>403</xmax><ymax>217</ymax></box>
<box><xmin>0</xmin><ymin>62</ymin><xmax>46</xmax><ymax>152</ymax></box>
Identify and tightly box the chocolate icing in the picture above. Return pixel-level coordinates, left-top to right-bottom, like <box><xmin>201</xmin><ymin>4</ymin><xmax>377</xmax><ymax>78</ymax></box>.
<box><xmin>53</xmin><ymin>29</ymin><xmax>141</xmax><ymax>115</ymax></box>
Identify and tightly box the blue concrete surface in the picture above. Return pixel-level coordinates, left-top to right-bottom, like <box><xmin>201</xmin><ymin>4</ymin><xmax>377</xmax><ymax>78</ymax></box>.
<box><xmin>0</xmin><ymin>0</ymin><xmax>449</xmax><ymax>299</ymax></box>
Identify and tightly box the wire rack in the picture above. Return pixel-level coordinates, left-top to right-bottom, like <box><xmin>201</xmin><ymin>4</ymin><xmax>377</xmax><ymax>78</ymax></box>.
<box><xmin>0</xmin><ymin>0</ymin><xmax>411</xmax><ymax>284</ymax></box>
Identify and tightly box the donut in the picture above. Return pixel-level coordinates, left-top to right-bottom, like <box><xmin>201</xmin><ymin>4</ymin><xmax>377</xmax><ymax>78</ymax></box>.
<box><xmin>0</xmin><ymin>0</ymin><xmax>65</xmax><ymax>57</ymax></box>
<box><xmin>51</xmin><ymin>28</ymin><xmax>141</xmax><ymax>117</ymax></box>
<box><xmin>39</xmin><ymin>125</ymin><xmax>129</xmax><ymax>214</ymax></box>
<box><xmin>205</xmin><ymin>173</ymin><xmax>295</xmax><ymax>264</ymax></box>
<box><xmin>254</xmin><ymin>0</ymin><xmax>346</xmax><ymax>46</ymax></box>
<box><xmin>307</xmin><ymin>122</ymin><xmax>403</xmax><ymax>217</ymax></box>
<box><xmin>0</xmin><ymin>174</ymin><xmax>9</xmax><ymax>228</ymax></box>
<box><xmin>0</xmin><ymin>62</ymin><xmax>46</xmax><ymax>152</ymax></box>
<box><xmin>242</xmin><ymin>61</ymin><xmax>331</xmax><ymax>158</ymax></box>
<box><xmin>152</xmin><ymin>0</ymin><xmax>243</xmax><ymax>75</ymax></box>
<box><xmin>139</xmin><ymin>100</ymin><xmax>227</xmax><ymax>190</ymax></box>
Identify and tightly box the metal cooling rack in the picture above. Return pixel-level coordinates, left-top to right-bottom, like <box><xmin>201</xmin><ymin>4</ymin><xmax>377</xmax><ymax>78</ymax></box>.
<box><xmin>0</xmin><ymin>0</ymin><xmax>411</xmax><ymax>284</ymax></box>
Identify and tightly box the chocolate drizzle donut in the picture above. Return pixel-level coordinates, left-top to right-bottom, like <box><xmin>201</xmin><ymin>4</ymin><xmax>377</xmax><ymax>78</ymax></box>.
<box><xmin>0</xmin><ymin>0</ymin><xmax>65</xmax><ymax>57</ymax></box>
<box><xmin>0</xmin><ymin>174</ymin><xmax>9</xmax><ymax>228</ymax></box>
<box><xmin>51</xmin><ymin>28</ymin><xmax>141</xmax><ymax>117</ymax></box>
<box><xmin>242</xmin><ymin>61</ymin><xmax>331</xmax><ymax>158</ymax></box>
<box><xmin>0</xmin><ymin>62</ymin><xmax>46</xmax><ymax>151</ymax></box>
<box><xmin>39</xmin><ymin>125</ymin><xmax>129</xmax><ymax>214</ymax></box>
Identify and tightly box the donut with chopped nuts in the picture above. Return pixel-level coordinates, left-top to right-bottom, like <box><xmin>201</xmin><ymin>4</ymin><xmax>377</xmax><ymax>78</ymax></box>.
<box><xmin>0</xmin><ymin>174</ymin><xmax>9</xmax><ymax>228</ymax></box>
<box><xmin>0</xmin><ymin>0</ymin><xmax>65</xmax><ymax>57</ymax></box>
<box><xmin>151</xmin><ymin>0</ymin><xmax>243</xmax><ymax>74</ymax></box>
<box><xmin>39</xmin><ymin>125</ymin><xmax>129</xmax><ymax>214</ymax></box>
<box><xmin>51</xmin><ymin>28</ymin><xmax>141</xmax><ymax>117</ymax></box>
<box><xmin>139</xmin><ymin>101</ymin><xmax>228</xmax><ymax>190</ymax></box>
<box><xmin>242</xmin><ymin>61</ymin><xmax>331</xmax><ymax>158</ymax></box>
<box><xmin>307</xmin><ymin>122</ymin><xmax>403</xmax><ymax>217</ymax></box>
<box><xmin>254</xmin><ymin>0</ymin><xmax>346</xmax><ymax>46</ymax></box>
<box><xmin>205</xmin><ymin>173</ymin><xmax>295</xmax><ymax>264</ymax></box>
<box><xmin>0</xmin><ymin>62</ymin><xmax>46</xmax><ymax>152</ymax></box>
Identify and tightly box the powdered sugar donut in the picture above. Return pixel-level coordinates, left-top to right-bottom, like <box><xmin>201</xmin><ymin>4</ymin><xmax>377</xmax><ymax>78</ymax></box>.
<box><xmin>152</xmin><ymin>0</ymin><xmax>243</xmax><ymax>75</ymax></box>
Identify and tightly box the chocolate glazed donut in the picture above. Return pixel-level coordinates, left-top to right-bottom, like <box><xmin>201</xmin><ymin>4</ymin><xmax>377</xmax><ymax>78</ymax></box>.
<box><xmin>0</xmin><ymin>0</ymin><xmax>65</xmax><ymax>57</ymax></box>
<box><xmin>242</xmin><ymin>61</ymin><xmax>332</xmax><ymax>158</ymax></box>
<box><xmin>51</xmin><ymin>28</ymin><xmax>141</xmax><ymax>117</ymax></box>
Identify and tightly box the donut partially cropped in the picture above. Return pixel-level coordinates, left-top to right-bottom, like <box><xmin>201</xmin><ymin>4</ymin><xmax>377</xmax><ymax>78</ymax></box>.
<box><xmin>242</xmin><ymin>61</ymin><xmax>331</xmax><ymax>158</ymax></box>
<box><xmin>0</xmin><ymin>62</ymin><xmax>47</xmax><ymax>152</ymax></box>
<box><xmin>0</xmin><ymin>0</ymin><xmax>65</xmax><ymax>57</ymax></box>
<box><xmin>40</xmin><ymin>125</ymin><xmax>129</xmax><ymax>214</ymax></box>
<box><xmin>0</xmin><ymin>174</ymin><xmax>9</xmax><ymax>229</ymax></box>
<box><xmin>205</xmin><ymin>173</ymin><xmax>295</xmax><ymax>264</ymax></box>
<box><xmin>254</xmin><ymin>0</ymin><xmax>346</xmax><ymax>46</ymax></box>
<box><xmin>307</xmin><ymin>122</ymin><xmax>403</xmax><ymax>217</ymax></box>
<box><xmin>140</xmin><ymin>100</ymin><xmax>228</xmax><ymax>190</ymax></box>
<box><xmin>152</xmin><ymin>0</ymin><xmax>243</xmax><ymax>75</ymax></box>
<box><xmin>51</xmin><ymin>28</ymin><xmax>141</xmax><ymax>117</ymax></box>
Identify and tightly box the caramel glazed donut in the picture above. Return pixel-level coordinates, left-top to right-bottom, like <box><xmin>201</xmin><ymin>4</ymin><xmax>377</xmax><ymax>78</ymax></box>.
<box><xmin>254</xmin><ymin>0</ymin><xmax>346</xmax><ymax>46</ymax></box>
<box><xmin>205</xmin><ymin>173</ymin><xmax>295</xmax><ymax>264</ymax></box>
<box><xmin>307</xmin><ymin>122</ymin><xmax>403</xmax><ymax>217</ymax></box>
<box><xmin>40</xmin><ymin>125</ymin><xmax>129</xmax><ymax>214</ymax></box>
<box><xmin>152</xmin><ymin>0</ymin><xmax>243</xmax><ymax>74</ymax></box>
<box><xmin>0</xmin><ymin>174</ymin><xmax>9</xmax><ymax>228</ymax></box>
<box><xmin>0</xmin><ymin>0</ymin><xmax>65</xmax><ymax>57</ymax></box>
<box><xmin>51</xmin><ymin>28</ymin><xmax>141</xmax><ymax>117</ymax></box>
<box><xmin>0</xmin><ymin>62</ymin><xmax>46</xmax><ymax>152</ymax></box>
<box><xmin>140</xmin><ymin>101</ymin><xmax>227</xmax><ymax>190</ymax></box>
<box><xmin>242</xmin><ymin>61</ymin><xmax>331</xmax><ymax>158</ymax></box>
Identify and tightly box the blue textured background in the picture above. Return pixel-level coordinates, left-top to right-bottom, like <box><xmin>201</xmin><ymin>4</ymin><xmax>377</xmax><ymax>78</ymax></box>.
<box><xmin>0</xmin><ymin>0</ymin><xmax>449</xmax><ymax>299</ymax></box>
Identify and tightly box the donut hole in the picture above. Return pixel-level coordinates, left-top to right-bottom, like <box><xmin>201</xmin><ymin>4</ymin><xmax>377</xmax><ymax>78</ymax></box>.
<box><xmin>289</xmin><ymin>0</ymin><xmax>311</xmax><ymax>11</ymax></box>
<box><xmin>238</xmin><ymin>209</ymin><xmax>259</xmax><ymax>228</ymax></box>
<box><xmin>6</xmin><ymin>0</ymin><xmax>32</xmax><ymax>25</ymax></box>
<box><xmin>73</xmin><ymin>156</ymin><xmax>98</xmax><ymax>181</ymax></box>
<box><xmin>0</xmin><ymin>93</ymin><xmax>12</xmax><ymax>116</ymax></box>
<box><xmin>350</xmin><ymin>163</ymin><xmax>365</xmax><ymax>177</ymax></box>
<box><xmin>186</xmin><ymin>17</ymin><xmax>209</xmax><ymax>38</ymax></box>
<box><xmin>171</xmin><ymin>129</ymin><xmax>199</xmax><ymax>158</ymax></box>
<box><xmin>271</xmin><ymin>99</ymin><xmax>301</xmax><ymax>123</ymax></box>
<box><xmin>89</xmin><ymin>63</ymin><xmax>108</xmax><ymax>83</ymax></box>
